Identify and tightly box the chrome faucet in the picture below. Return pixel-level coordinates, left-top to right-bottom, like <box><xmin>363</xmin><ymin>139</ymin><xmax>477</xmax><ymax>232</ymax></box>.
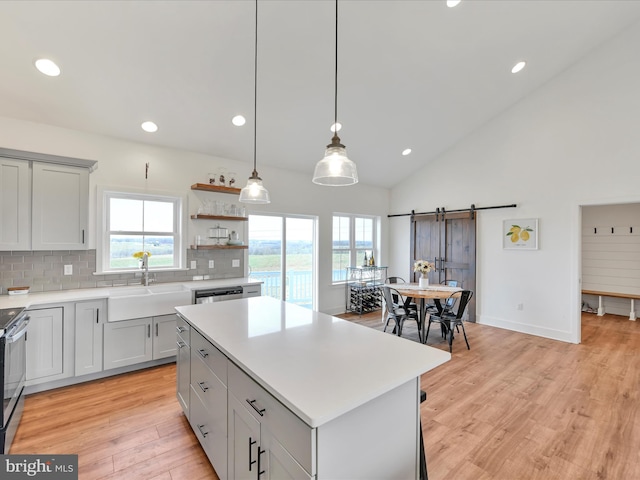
<box><xmin>141</xmin><ymin>252</ymin><xmax>150</xmax><ymax>286</ymax></box>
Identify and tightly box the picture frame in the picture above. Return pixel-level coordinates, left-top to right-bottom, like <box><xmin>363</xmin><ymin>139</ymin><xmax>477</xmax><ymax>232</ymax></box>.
<box><xmin>503</xmin><ymin>218</ymin><xmax>538</xmax><ymax>250</ymax></box>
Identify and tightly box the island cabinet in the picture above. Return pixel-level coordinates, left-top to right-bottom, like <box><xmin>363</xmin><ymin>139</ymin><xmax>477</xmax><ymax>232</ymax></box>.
<box><xmin>176</xmin><ymin>315</ymin><xmax>191</xmax><ymax>417</ymax></box>
<box><xmin>176</xmin><ymin>297</ymin><xmax>451</xmax><ymax>480</ymax></box>
<box><xmin>228</xmin><ymin>363</ymin><xmax>313</xmax><ymax>480</ymax></box>
<box><xmin>189</xmin><ymin>328</ymin><xmax>228</xmax><ymax>479</ymax></box>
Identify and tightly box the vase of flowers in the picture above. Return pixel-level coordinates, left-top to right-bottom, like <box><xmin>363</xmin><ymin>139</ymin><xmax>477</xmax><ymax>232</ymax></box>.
<box><xmin>413</xmin><ymin>260</ymin><xmax>434</xmax><ymax>288</ymax></box>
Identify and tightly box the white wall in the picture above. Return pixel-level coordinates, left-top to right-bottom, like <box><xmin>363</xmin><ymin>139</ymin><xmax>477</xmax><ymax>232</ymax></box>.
<box><xmin>0</xmin><ymin>115</ymin><xmax>389</xmax><ymax>314</ymax></box>
<box><xmin>390</xmin><ymin>21</ymin><xmax>640</xmax><ymax>343</ymax></box>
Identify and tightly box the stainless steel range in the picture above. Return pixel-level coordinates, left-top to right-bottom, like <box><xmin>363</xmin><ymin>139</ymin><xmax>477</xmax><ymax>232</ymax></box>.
<box><xmin>0</xmin><ymin>307</ymin><xmax>29</xmax><ymax>453</ymax></box>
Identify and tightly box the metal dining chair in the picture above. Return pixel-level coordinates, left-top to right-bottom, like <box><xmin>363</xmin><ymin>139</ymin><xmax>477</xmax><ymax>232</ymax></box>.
<box><xmin>381</xmin><ymin>286</ymin><xmax>422</xmax><ymax>342</ymax></box>
<box><xmin>425</xmin><ymin>290</ymin><xmax>473</xmax><ymax>352</ymax></box>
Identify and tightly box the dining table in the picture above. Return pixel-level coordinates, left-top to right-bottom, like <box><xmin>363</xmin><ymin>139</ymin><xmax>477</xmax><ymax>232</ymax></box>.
<box><xmin>391</xmin><ymin>283</ymin><xmax>463</xmax><ymax>344</ymax></box>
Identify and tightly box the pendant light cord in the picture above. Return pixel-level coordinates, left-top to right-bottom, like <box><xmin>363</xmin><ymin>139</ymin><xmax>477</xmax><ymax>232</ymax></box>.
<box><xmin>253</xmin><ymin>0</ymin><xmax>258</xmax><ymax>175</ymax></box>
<box><xmin>333</xmin><ymin>0</ymin><xmax>339</xmax><ymax>138</ymax></box>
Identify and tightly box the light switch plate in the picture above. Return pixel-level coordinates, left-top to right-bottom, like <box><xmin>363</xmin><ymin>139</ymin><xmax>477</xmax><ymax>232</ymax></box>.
<box><xmin>232</xmin><ymin>259</ymin><xmax>240</xmax><ymax>268</ymax></box>
<box><xmin>190</xmin><ymin>260</ymin><xmax>197</xmax><ymax>269</ymax></box>
<box><xmin>64</xmin><ymin>265</ymin><xmax>73</xmax><ymax>275</ymax></box>
<box><xmin>209</xmin><ymin>260</ymin><xmax>215</xmax><ymax>268</ymax></box>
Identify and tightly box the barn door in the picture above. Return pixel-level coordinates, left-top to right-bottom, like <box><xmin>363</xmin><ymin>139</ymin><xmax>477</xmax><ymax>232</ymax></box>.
<box><xmin>411</xmin><ymin>210</ymin><xmax>476</xmax><ymax>322</ymax></box>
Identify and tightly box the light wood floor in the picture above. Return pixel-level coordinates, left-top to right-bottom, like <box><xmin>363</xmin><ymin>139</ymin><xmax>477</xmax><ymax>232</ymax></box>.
<box><xmin>11</xmin><ymin>312</ymin><xmax>640</xmax><ymax>479</ymax></box>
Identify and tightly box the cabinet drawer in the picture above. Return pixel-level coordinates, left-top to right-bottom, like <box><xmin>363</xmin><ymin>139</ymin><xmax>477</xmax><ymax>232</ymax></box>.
<box><xmin>191</xmin><ymin>353</ymin><xmax>227</xmax><ymax>412</ymax></box>
<box><xmin>176</xmin><ymin>314</ymin><xmax>190</xmax><ymax>345</ymax></box>
<box><xmin>189</xmin><ymin>385</ymin><xmax>227</xmax><ymax>478</ymax></box>
<box><xmin>191</xmin><ymin>328</ymin><xmax>227</xmax><ymax>385</ymax></box>
<box><xmin>228</xmin><ymin>362</ymin><xmax>314</xmax><ymax>475</ymax></box>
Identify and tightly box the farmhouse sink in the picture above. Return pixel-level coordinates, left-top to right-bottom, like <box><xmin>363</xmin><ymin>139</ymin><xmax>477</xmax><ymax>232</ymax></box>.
<box><xmin>107</xmin><ymin>284</ymin><xmax>193</xmax><ymax>322</ymax></box>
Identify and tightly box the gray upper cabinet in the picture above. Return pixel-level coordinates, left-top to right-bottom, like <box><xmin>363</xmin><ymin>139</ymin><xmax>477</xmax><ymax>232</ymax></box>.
<box><xmin>32</xmin><ymin>163</ymin><xmax>89</xmax><ymax>250</ymax></box>
<box><xmin>0</xmin><ymin>148</ymin><xmax>96</xmax><ymax>251</ymax></box>
<box><xmin>0</xmin><ymin>157</ymin><xmax>31</xmax><ymax>250</ymax></box>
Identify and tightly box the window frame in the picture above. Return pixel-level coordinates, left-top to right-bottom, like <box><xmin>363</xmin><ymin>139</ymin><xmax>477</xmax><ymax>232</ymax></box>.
<box><xmin>332</xmin><ymin>213</ymin><xmax>379</xmax><ymax>284</ymax></box>
<box><xmin>96</xmin><ymin>186</ymin><xmax>187</xmax><ymax>274</ymax></box>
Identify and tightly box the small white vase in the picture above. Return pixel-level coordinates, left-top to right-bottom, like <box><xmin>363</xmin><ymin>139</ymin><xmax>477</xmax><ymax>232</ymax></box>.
<box><xmin>419</xmin><ymin>275</ymin><xmax>429</xmax><ymax>288</ymax></box>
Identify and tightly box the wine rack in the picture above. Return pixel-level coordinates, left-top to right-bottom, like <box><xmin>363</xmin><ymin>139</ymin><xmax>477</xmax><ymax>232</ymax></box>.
<box><xmin>345</xmin><ymin>266</ymin><xmax>388</xmax><ymax>315</ymax></box>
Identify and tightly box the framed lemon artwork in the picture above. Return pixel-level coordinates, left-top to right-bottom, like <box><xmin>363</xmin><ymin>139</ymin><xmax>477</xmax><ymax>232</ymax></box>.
<box><xmin>503</xmin><ymin>218</ymin><xmax>538</xmax><ymax>250</ymax></box>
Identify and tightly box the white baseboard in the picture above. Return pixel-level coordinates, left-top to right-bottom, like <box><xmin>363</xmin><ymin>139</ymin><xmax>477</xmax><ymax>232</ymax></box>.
<box><xmin>477</xmin><ymin>315</ymin><xmax>577</xmax><ymax>344</ymax></box>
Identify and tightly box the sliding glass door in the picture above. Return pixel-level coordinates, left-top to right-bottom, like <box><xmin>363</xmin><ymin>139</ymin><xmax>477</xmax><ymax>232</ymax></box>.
<box><xmin>248</xmin><ymin>214</ymin><xmax>316</xmax><ymax>309</ymax></box>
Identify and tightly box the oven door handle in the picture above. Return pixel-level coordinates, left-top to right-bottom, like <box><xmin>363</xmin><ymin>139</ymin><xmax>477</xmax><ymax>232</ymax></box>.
<box><xmin>6</xmin><ymin>316</ymin><xmax>30</xmax><ymax>343</ymax></box>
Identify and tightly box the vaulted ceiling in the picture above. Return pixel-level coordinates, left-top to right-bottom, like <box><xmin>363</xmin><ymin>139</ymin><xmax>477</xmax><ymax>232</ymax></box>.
<box><xmin>1</xmin><ymin>1</ymin><xmax>640</xmax><ymax>188</ymax></box>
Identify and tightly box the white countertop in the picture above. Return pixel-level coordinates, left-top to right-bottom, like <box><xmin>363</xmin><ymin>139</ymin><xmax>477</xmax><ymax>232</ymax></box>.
<box><xmin>0</xmin><ymin>277</ymin><xmax>261</xmax><ymax>310</ymax></box>
<box><xmin>176</xmin><ymin>296</ymin><xmax>451</xmax><ymax>428</ymax></box>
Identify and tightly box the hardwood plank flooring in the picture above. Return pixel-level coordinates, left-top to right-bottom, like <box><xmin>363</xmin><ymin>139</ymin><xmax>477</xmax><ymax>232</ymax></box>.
<box><xmin>10</xmin><ymin>312</ymin><xmax>640</xmax><ymax>479</ymax></box>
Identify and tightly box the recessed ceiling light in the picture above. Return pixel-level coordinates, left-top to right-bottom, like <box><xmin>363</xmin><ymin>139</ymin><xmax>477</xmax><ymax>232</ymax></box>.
<box><xmin>511</xmin><ymin>61</ymin><xmax>526</xmax><ymax>74</ymax></box>
<box><xmin>34</xmin><ymin>58</ymin><xmax>61</xmax><ymax>77</ymax></box>
<box><xmin>402</xmin><ymin>148</ymin><xmax>412</xmax><ymax>156</ymax></box>
<box><xmin>141</xmin><ymin>121</ymin><xmax>158</xmax><ymax>133</ymax></box>
<box><xmin>232</xmin><ymin>115</ymin><xmax>246</xmax><ymax>126</ymax></box>
<box><xmin>330</xmin><ymin>122</ymin><xmax>342</xmax><ymax>133</ymax></box>
<box><xmin>446</xmin><ymin>0</ymin><xmax>462</xmax><ymax>7</ymax></box>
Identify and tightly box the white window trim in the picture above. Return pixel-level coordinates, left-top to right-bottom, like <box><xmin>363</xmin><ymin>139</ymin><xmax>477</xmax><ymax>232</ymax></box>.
<box><xmin>332</xmin><ymin>213</ymin><xmax>379</xmax><ymax>285</ymax></box>
<box><xmin>95</xmin><ymin>185</ymin><xmax>188</xmax><ymax>275</ymax></box>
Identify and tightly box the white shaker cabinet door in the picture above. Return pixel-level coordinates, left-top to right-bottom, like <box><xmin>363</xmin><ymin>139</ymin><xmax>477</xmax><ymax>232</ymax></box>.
<box><xmin>26</xmin><ymin>307</ymin><xmax>64</xmax><ymax>381</ymax></box>
<box><xmin>75</xmin><ymin>300</ymin><xmax>105</xmax><ymax>376</ymax></box>
<box><xmin>31</xmin><ymin>162</ymin><xmax>89</xmax><ymax>250</ymax></box>
<box><xmin>152</xmin><ymin>314</ymin><xmax>178</xmax><ymax>360</ymax></box>
<box><xmin>103</xmin><ymin>318</ymin><xmax>153</xmax><ymax>370</ymax></box>
<box><xmin>0</xmin><ymin>157</ymin><xmax>30</xmax><ymax>250</ymax></box>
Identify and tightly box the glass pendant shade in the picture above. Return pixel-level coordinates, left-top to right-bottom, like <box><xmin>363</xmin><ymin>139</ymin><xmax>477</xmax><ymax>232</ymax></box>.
<box><xmin>239</xmin><ymin>171</ymin><xmax>270</xmax><ymax>204</ymax></box>
<box><xmin>312</xmin><ymin>135</ymin><xmax>358</xmax><ymax>186</ymax></box>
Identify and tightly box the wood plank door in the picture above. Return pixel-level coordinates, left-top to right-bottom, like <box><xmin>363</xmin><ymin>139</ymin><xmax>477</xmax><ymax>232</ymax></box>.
<box><xmin>411</xmin><ymin>210</ymin><xmax>476</xmax><ymax>322</ymax></box>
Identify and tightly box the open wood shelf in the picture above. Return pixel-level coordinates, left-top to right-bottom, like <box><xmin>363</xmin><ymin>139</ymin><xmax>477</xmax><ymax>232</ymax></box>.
<box><xmin>190</xmin><ymin>245</ymin><xmax>248</xmax><ymax>250</ymax></box>
<box><xmin>191</xmin><ymin>214</ymin><xmax>248</xmax><ymax>221</ymax></box>
<box><xmin>191</xmin><ymin>183</ymin><xmax>241</xmax><ymax>195</ymax></box>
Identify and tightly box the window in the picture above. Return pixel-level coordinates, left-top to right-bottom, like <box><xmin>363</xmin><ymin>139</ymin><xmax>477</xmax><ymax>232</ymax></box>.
<box><xmin>97</xmin><ymin>188</ymin><xmax>186</xmax><ymax>273</ymax></box>
<box><xmin>332</xmin><ymin>214</ymin><xmax>378</xmax><ymax>283</ymax></box>
<box><xmin>248</xmin><ymin>214</ymin><xmax>317</xmax><ymax>309</ymax></box>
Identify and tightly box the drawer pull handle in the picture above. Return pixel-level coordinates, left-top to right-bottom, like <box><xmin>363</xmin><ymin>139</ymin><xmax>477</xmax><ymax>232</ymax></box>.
<box><xmin>249</xmin><ymin>437</ymin><xmax>257</xmax><ymax>471</ymax></box>
<box><xmin>246</xmin><ymin>399</ymin><xmax>266</xmax><ymax>416</ymax></box>
<box><xmin>176</xmin><ymin>341</ymin><xmax>185</xmax><ymax>348</ymax></box>
<box><xmin>176</xmin><ymin>326</ymin><xmax>186</xmax><ymax>333</ymax></box>
<box><xmin>197</xmin><ymin>424</ymin><xmax>209</xmax><ymax>438</ymax></box>
<box><xmin>198</xmin><ymin>349</ymin><xmax>209</xmax><ymax>358</ymax></box>
<box><xmin>198</xmin><ymin>382</ymin><xmax>209</xmax><ymax>393</ymax></box>
<box><xmin>257</xmin><ymin>446</ymin><xmax>266</xmax><ymax>478</ymax></box>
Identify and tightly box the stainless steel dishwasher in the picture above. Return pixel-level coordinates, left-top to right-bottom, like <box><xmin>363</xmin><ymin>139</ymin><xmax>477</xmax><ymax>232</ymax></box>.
<box><xmin>193</xmin><ymin>286</ymin><xmax>244</xmax><ymax>304</ymax></box>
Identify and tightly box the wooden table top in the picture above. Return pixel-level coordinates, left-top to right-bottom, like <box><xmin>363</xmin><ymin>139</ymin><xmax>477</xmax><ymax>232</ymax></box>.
<box><xmin>390</xmin><ymin>284</ymin><xmax>462</xmax><ymax>300</ymax></box>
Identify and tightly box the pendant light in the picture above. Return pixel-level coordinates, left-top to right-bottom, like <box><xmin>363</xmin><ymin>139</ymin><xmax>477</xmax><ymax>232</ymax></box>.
<box><xmin>312</xmin><ymin>0</ymin><xmax>358</xmax><ymax>186</ymax></box>
<box><xmin>240</xmin><ymin>0</ymin><xmax>270</xmax><ymax>204</ymax></box>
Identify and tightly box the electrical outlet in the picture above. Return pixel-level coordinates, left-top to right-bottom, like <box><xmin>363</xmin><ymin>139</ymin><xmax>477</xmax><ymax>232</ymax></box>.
<box><xmin>232</xmin><ymin>259</ymin><xmax>240</xmax><ymax>268</ymax></box>
<box><xmin>517</xmin><ymin>303</ymin><xmax>524</xmax><ymax>311</ymax></box>
<box><xmin>190</xmin><ymin>260</ymin><xmax>197</xmax><ymax>270</ymax></box>
<box><xmin>64</xmin><ymin>265</ymin><xmax>73</xmax><ymax>275</ymax></box>
<box><xmin>209</xmin><ymin>260</ymin><xmax>215</xmax><ymax>268</ymax></box>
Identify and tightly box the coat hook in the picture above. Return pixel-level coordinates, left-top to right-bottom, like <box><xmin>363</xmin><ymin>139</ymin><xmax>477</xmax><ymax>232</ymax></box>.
<box><xmin>145</xmin><ymin>162</ymin><xmax>149</xmax><ymax>179</ymax></box>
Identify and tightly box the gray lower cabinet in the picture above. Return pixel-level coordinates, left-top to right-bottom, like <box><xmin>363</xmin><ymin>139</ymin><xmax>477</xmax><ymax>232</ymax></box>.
<box><xmin>104</xmin><ymin>317</ymin><xmax>153</xmax><ymax>369</ymax></box>
<box><xmin>75</xmin><ymin>300</ymin><xmax>104</xmax><ymax>376</ymax></box>
<box><xmin>181</xmin><ymin>323</ymin><xmax>313</xmax><ymax>480</ymax></box>
<box><xmin>176</xmin><ymin>316</ymin><xmax>191</xmax><ymax>417</ymax></box>
<box><xmin>153</xmin><ymin>314</ymin><xmax>178</xmax><ymax>359</ymax></box>
<box><xmin>190</xmin><ymin>330</ymin><xmax>228</xmax><ymax>480</ymax></box>
<box><xmin>227</xmin><ymin>363</ymin><xmax>313</xmax><ymax>480</ymax></box>
<box><xmin>104</xmin><ymin>314</ymin><xmax>178</xmax><ymax>370</ymax></box>
<box><xmin>26</xmin><ymin>307</ymin><xmax>65</xmax><ymax>381</ymax></box>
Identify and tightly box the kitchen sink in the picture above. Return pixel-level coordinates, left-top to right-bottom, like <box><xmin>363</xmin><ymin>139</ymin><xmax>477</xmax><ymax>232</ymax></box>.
<box><xmin>107</xmin><ymin>284</ymin><xmax>193</xmax><ymax>322</ymax></box>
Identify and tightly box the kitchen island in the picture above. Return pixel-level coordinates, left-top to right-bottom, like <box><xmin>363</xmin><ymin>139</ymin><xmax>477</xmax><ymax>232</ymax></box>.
<box><xmin>175</xmin><ymin>296</ymin><xmax>450</xmax><ymax>480</ymax></box>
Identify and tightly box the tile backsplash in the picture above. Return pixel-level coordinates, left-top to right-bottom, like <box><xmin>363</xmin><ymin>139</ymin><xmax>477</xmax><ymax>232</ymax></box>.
<box><xmin>0</xmin><ymin>249</ymin><xmax>244</xmax><ymax>294</ymax></box>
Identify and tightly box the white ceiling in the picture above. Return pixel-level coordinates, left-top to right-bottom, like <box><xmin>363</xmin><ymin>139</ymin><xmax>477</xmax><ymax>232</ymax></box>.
<box><xmin>1</xmin><ymin>1</ymin><xmax>640</xmax><ymax>188</ymax></box>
